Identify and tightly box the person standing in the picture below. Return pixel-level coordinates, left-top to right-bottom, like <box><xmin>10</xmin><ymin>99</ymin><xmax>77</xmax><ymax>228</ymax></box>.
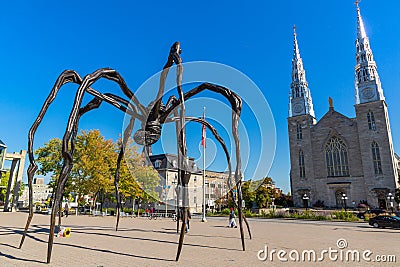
<box><xmin>64</xmin><ymin>203</ymin><xmax>69</xmax><ymax>218</ymax></box>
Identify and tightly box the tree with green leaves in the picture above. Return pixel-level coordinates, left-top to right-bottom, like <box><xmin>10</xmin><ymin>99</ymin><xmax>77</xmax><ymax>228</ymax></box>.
<box><xmin>34</xmin><ymin>129</ymin><xmax>160</xmax><ymax>210</ymax></box>
<box><xmin>241</xmin><ymin>180</ymin><xmax>256</xmax><ymax>209</ymax></box>
<box><xmin>254</xmin><ymin>177</ymin><xmax>280</xmax><ymax>209</ymax></box>
<box><xmin>74</xmin><ymin>130</ymin><xmax>115</xmax><ymax>207</ymax></box>
<box><xmin>0</xmin><ymin>171</ymin><xmax>10</xmax><ymax>203</ymax></box>
<box><xmin>35</xmin><ymin>138</ymin><xmax>74</xmax><ymax>202</ymax></box>
<box><xmin>115</xmin><ymin>137</ymin><xmax>159</xmax><ymax>209</ymax></box>
<box><xmin>395</xmin><ymin>188</ymin><xmax>400</xmax><ymax>206</ymax></box>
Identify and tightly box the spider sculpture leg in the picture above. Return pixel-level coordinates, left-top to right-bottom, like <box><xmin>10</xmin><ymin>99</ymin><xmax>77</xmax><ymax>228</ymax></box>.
<box><xmin>19</xmin><ymin>69</ymin><xmax>141</xmax><ymax>250</ymax></box>
<box><xmin>166</xmin><ymin>116</ymin><xmax>250</xmax><ymax>240</ymax></box>
<box><xmin>19</xmin><ymin>70</ymin><xmax>85</xmax><ymax>249</ymax></box>
<box><xmin>115</xmin><ymin>116</ymin><xmax>135</xmax><ymax>231</ymax></box>
<box><xmin>76</xmin><ymin>94</ymin><xmax>140</xmax><ymax>232</ymax></box>
<box><xmin>47</xmin><ymin>141</ymin><xmax>75</xmax><ymax>263</ymax></box>
<box><xmin>163</xmin><ymin>82</ymin><xmax>249</xmax><ymax>255</ymax></box>
<box><xmin>173</xmin><ymin>109</ymin><xmax>181</xmax><ymax>234</ymax></box>
<box><xmin>20</xmin><ymin>69</ymin><xmax>145</xmax><ymax>263</ymax></box>
<box><xmin>73</xmin><ymin>79</ymin><xmax>143</xmax><ymax>234</ymax></box>
<box><xmin>44</xmin><ymin>68</ymin><xmax>142</xmax><ymax>263</ymax></box>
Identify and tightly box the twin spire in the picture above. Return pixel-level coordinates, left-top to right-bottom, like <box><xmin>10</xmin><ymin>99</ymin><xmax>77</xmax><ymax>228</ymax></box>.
<box><xmin>289</xmin><ymin>25</ymin><xmax>315</xmax><ymax>118</ymax></box>
<box><xmin>354</xmin><ymin>2</ymin><xmax>385</xmax><ymax>104</ymax></box>
<box><xmin>290</xmin><ymin>3</ymin><xmax>385</xmax><ymax>118</ymax></box>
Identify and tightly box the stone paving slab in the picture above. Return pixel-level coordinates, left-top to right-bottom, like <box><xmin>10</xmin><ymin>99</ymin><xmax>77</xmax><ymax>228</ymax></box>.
<box><xmin>0</xmin><ymin>212</ymin><xmax>399</xmax><ymax>266</ymax></box>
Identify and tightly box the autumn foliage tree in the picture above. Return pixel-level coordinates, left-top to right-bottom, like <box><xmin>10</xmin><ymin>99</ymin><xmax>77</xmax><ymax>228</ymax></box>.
<box><xmin>34</xmin><ymin>129</ymin><xmax>159</xmax><ymax>209</ymax></box>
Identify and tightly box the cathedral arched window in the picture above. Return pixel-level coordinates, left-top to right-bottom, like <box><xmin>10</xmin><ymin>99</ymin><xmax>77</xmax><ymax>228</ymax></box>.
<box><xmin>367</xmin><ymin>111</ymin><xmax>376</xmax><ymax>130</ymax></box>
<box><xmin>371</xmin><ymin>141</ymin><xmax>382</xmax><ymax>175</ymax></box>
<box><xmin>296</xmin><ymin>123</ymin><xmax>302</xmax><ymax>140</ymax></box>
<box><xmin>361</xmin><ymin>54</ymin><xmax>366</xmax><ymax>62</ymax></box>
<box><xmin>325</xmin><ymin>136</ymin><xmax>350</xmax><ymax>177</ymax></box>
<box><xmin>369</xmin><ymin>67</ymin><xmax>375</xmax><ymax>80</ymax></box>
<box><xmin>295</xmin><ymin>87</ymin><xmax>300</xmax><ymax>97</ymax></box>
<box><xmin>299</xmin><ymin>150</ymin><xmax>305</xmax><ymax>178</ymax></box>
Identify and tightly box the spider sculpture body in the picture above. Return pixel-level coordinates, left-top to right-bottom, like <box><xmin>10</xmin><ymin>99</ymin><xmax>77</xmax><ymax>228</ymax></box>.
<box><xmin>19</xmin><ymin>42</ymin><xmax>251</xmax><ymax>263</ymax></box>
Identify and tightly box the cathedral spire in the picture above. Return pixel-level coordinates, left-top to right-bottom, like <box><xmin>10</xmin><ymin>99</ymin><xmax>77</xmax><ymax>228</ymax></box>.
<box><xmin>354</xmin><ymin>2</ymin><xmax>385</xmax><ymax>104</ymax></box>
<box><xmin>356</xmin><ymin>2</ymin><xmax>367</xmax><ymax>39</ymax></box>
<box><xmin>289</xmin><ymin>26</ymin><xmax>315</xmax><ymax>118</ymax></box>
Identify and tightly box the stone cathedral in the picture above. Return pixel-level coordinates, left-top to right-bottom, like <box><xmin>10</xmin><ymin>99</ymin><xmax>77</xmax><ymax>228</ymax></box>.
<box><xmin>288</xmin><ymin>5</ymin><xmax>400</xmax><ymax>209</ymax></box>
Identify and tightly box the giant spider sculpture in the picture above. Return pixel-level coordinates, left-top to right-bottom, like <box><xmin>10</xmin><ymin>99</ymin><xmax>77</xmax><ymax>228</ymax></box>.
<box><xmin>19</xmin><ymin>42</ymin><xmax>252</xmax><ymax>263</ymax></box>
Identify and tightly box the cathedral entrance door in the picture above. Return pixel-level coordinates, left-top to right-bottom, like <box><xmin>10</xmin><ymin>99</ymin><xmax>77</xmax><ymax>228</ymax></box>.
<box><xmin>335</xmin><ymin>190</ymin><xmax>345</xmax><ymax>209</ymax></box>
<box><xmin>378</xmin><ymin>198</ymin><xmax>386</xmax><ymax>209</ymax></box>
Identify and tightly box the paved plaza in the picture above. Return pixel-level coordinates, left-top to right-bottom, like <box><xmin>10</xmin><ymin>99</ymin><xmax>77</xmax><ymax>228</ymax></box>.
<box><xmin>0</xmin><ymin>212</ymin><xmax>399</xmax><ymax>266</ymax></box>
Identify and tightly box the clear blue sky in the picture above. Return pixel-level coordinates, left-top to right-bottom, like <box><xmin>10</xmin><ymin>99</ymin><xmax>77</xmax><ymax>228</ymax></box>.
<box><xmin>1</xmin><ymin>1</ymin><xmax>399</xmax><ymax>193</ymax></box>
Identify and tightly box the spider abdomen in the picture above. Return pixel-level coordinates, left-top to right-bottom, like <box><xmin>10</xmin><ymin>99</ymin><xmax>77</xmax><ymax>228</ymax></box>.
<box><xmin>133</xmin><ymin>121</ymin><xmax>161</xmax><ymax>146</ymax></box>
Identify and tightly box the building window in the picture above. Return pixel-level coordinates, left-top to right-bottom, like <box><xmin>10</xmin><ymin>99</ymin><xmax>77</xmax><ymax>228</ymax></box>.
<box><xmin>325</xmin><ymin>136</ymin><xmax>350</xmax><ymax>177</ymax></box>
<box><xmin>296</xmin><ymin>123</ymin><xmax>302</xmax><ymax>140</ymax></box>
<box><xmin>367</xmin><ymin>111</ymin><xmax>376</xmax><ymax>130</ymax></box>
<box><xmin>298</xmin><ymin>150</ymin><xmax>305</xmax><ymax>178</ymax></box>
<box><xmin>371</xmin><ymin>141</ymin><xmax>383</xmax><ymax>174</ymax></box>
<box><xmin>154</xmin><ymin>160</ymin><xmax>162</xmax><ymax>168</ymax></box>
<box><xmin>210</xmin><ymin>183</ymin><xmax>215</xmax><ymax>188</ymax></box>
<box><xmin>194</xmin><ymin>196</ymin><xmax>197</xmax><ymax>204</ymax></box>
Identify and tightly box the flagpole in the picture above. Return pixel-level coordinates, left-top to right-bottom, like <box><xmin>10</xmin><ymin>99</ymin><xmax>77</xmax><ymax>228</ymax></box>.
<box><xmin>201</xmin><ymin>106</ymin><xmax>207</xmax><ymax>222</ymax></box>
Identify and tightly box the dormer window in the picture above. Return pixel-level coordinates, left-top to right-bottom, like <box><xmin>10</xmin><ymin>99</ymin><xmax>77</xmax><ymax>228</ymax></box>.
<box><xmin>154</xmin><ymin>160</ymin><xmax>162</xmax><ymax>169</ymax></box>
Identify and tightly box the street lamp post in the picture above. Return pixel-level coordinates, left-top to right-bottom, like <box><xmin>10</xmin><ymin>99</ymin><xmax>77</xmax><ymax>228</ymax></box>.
<box><xmin>387</xmin><ymin>193</ymin><xmax>394</xmax><ymax>214</ymax></box>
<box><xmin>341</xmin><ymin>193</ymin><xmax>348</xmax><ymax>211</ymax></box>
<box><xmin>302</xmin><ymin>193</ymin><xmax>309</xmax><ymax>211</ymax></box>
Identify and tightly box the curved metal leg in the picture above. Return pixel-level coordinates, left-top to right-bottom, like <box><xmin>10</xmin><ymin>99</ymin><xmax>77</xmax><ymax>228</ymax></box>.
<box><xmin>175</xmin><ymin>189</ymin><xmax>188</xmax><ymax>261</ymax></box>
<box><xmin>163</xmin><ymin>83</ymin><xmax>250</xmax><ymax>247</ymax></box>
<box><xmin>115</xmin><ymin>117</ymin><xmax>135</xmax><ymax>231</ymax></box>
<box><xmin>18</xmin><ymin>164</ymin><xmax>35</xmax><ymax>248</ymax></box>
<box><xmin>57</xmin><ymin>200</ymin><xmax>62</xmax><ymax>232</ymax></box>
<box><xmin>19</xmin><ymin>70</ymin><xmax>84</xmax><ymax>249</ymax></box>
<box><xmin>173</xmin><ymin>109</ymin><xmax>181</xmax><ymax>234</ymax></box>
<box><xmin>47</xmin><ymin>160</ymin><xmax>73</xmax><ymax>263</ymax></box>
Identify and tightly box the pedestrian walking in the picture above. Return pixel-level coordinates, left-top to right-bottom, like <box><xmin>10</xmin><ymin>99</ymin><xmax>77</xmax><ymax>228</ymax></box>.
<box><xmin>186</xmin><ymin>208</ymin><xmax>191</xmax><ymax>233</ymax></box>
<box><xmin>228</xmin><ymin>207</ymin><xmax>237</xmax><ymax>228</ymax></box>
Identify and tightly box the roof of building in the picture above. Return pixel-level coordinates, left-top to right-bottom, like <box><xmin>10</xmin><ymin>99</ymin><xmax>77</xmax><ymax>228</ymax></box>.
<box><xmin>0</xmin><ymin>139</ymin><xmax>6</xmax><ymax>148</ymax></box>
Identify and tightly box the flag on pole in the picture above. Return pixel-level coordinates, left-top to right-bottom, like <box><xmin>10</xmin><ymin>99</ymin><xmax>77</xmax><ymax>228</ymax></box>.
<box><xmin>201</xmin><ymin>123</ymin><xmax>206</xmax><ymax>148</ymax></box>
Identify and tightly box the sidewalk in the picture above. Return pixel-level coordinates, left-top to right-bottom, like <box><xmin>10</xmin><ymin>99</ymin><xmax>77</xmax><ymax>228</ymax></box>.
<box><xmin>1</xmin><ymin>212</ymin><xmax>399</xmax><ymax>266</ymax></box>
<box><xmin>0</xmin><ymin>212</ymin><xmax>254</xmax><ymax>267</ymax></box>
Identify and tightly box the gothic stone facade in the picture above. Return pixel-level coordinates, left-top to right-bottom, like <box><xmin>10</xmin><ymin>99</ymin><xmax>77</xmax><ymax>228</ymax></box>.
<box><xmin>289</xmin><ymin>103</ymin><xmax>399</xmax><ymax>208</ymax></box>
<box><xmin>288</xmin><ymin>6</ymin><xmax>399</xmax><ymax>209</ymax></box>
